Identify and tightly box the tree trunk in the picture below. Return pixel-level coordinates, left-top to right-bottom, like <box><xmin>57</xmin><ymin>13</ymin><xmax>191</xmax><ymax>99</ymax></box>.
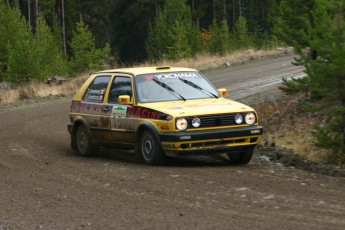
<box><xmin>213</xmin><ymin>0</ymin><xmax>216</xmax><ymax>21</ymax></box>
<box><xmin>35</xmin><ymin>0</ymin><xmax>39</xmax><ymax>30</ymax></box>
<box><xmin>223</xmin><ymin>0</ymin><xmax>226</xmax><ymax>19</ymax></box>
<box><xmin>28</xmin><ymin>0</ymin><xmax>31</xmax><ymax>28</ymax></box>
<box><xmin>232</xmin><ymin>0</ymin><xmax>236</xmax><ymax>26</ymax></box>
<box><xmin>238</xmin><ymin>0</ymin><xmax>242</xmax><ymax>16</ymax></box>
<box><xmin>61</xmin><ymin>0</ymin><xmax>67</xmax><ymax>56</ymax></box>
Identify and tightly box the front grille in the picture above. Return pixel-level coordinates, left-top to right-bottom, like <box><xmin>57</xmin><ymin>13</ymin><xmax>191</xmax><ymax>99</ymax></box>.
<box><xmin>186</xmin><ymin>113</ymin><xmax>247</xmax><ymax>128</ymax></box>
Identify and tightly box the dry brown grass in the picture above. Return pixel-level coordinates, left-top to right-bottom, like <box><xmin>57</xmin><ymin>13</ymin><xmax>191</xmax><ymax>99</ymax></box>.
<box><xmin>0</xmin><ymin>48</ymin><xmax>283</xmax><ymax>105</ymax></box>
<box><xmin>257</xmin><ymin>92</ymin><xmax>329</xmax><ymax>162</ymax></box>
<box><xmin>0</xmin><ymin>74</ymin><xmax>89</xmax><ymax>104</ymax></box>
<box><xmin>138</xmin><ymin>49</ymin><xmax>281</xmax><ymax>70</ymax></box>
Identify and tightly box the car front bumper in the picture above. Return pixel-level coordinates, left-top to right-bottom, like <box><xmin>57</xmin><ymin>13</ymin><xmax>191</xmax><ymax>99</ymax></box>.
<box><xmin>158</xmin><ymin>126</ymin><xmax>263</xmax><ymax>157</ymax></box>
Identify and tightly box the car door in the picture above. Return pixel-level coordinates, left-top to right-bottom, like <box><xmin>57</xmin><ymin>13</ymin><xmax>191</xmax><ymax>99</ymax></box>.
<box><xmin>80</xmin><ymin>74</ymin><xmax>112</xmax><ymax>141</ymax></box>
<box><xmin>104</xmin><ymin>75</ymin><xmax>135</xmax><ymax>146</ymax></box>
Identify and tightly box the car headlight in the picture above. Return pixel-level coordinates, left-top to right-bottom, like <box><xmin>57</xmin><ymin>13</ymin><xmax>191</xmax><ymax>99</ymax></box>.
<box><xmin>192</xmin><ymin>118</ymin><xmax>201</xmax><ymax>128</ymax></box>
<box><xmin>245</xmin><ymin>113</ymin><xmax>256</xmax><ymax>125</ymax></box>
<box><xmin>176</xmin><ymin>118</ymin><xmax>188</xmax><ymax>130</ymax></box>
<box><xmin>234</xmin><ymin>114</ymin><xmax>243</xmax><ymax>124</ymax></box>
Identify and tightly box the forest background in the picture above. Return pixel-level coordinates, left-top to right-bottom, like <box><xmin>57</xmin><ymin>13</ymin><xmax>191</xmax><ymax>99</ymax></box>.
<box><xmin>0</xmin><ymin>0</ymin><xmax>344</xmax><ymax>164</ymax></box>
<box><xmin>0</xmin><ymin>0</ymin><xmax>279</xmax><ymax>82</ymax></box>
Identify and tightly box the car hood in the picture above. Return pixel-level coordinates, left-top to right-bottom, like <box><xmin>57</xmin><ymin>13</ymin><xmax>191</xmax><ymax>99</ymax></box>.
<box><xmin>138</xmin><ymin>98</ymin><xmax>255</xmax><ymax>117</ymax></box>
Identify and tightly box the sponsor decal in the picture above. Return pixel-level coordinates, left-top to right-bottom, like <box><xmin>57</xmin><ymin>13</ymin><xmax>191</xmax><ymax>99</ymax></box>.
<box><xmin>77</xmin><ymin>102</ymin><xmax>108</xmax><ymax>114</ymax></box>
<box><xmin>112</xmin><ymin>106</ymin><xmax>127</xmax><ymax>117</ymax></box>
<box><xmin>87</xmin><ymin>89</ymin><xmax>102</xmax><ymax>94</ymax></box>
<box><xmin>88</xmin><ymin>95</ymin><xmax>100</xmax><ymax>101</ymax></box>
<box><xmin>127</xmin><ymin>106</ymin><xmax>168</xmax><ymax>120</ymax></box>
<box><xmin>86</xmin><ymin>88</ymin><xmax>106</xmax><ymax>102</ymax></box>
<box><xmin>154</xmin><ymin>72</ymin><xmax>199</xmax><ymax>80</ymax></box>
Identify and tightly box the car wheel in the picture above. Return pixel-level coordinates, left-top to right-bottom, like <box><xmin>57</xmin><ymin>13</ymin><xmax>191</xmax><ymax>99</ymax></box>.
<box><xmin>138</xmin><ymin>130</ymin><xmax>166</xmax><ymax>165</ymax></box>
<box><xmin>227</xmin><ymin>149</ymin><xmax>254</xmax><ymax>165</ymax></box>
<box><xmin>76</xmin><ymin>124</ymin><xmax>98</xmax><ymax>156</ymax></box>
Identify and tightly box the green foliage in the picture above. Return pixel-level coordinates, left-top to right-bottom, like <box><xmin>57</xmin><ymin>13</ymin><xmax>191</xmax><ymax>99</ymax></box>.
<box><xmin>0</xmin><ymin>2</ymin><xmax>28</xmax><ymax>82</ymax></box>
<box><xmin>306</xmin><ymin>0</ymin><xmax>345</xmax><ymax>103</ymax></box>
<box><xmin>166</xmin><ymin>20</ymin><xmax>192</xmax><ymax>59</ymax></box>
<box><xmin>279</xmin><ymin>77</ymin><xmax>309</xmax><ymax>95</ymax></box>
<box><xmin>146</xmin><ymin>10</ymin><xmax>169</xmax><ymax>61</ymax></box>
<box><xmin>277</xmin><ymin>0</ymin><xmax>345</xmax><ymax>163</ymax></box>
<box><xmin>145</xmin><ymin>0</ymin><xmax>200</xmax><ymax>61</ymax></box>
<box><xmin>0</xmin><ymin>3</ymin><xmax>65</xmax><ymax>83</ymax></box>
<box><xmin>233</xmin><ymin>16</ymin><xmax>254</xmax><ymax>49</ymax></box>
<box><xmin>7</xmin><ymin>22</ymin><xmax>39</xmax><ymax>83</ymax></box>
<box><xmin>208</xmin><ymin>19</ymin><xmax>232</xmax><ymax>55</ymax></box>
<box><xmin>34</xmin><ymin>15</ymin><xmax>67</xmax><ymax>80</ymax></box>
<box><xmin>273</xmin><ymin>0</ymin><xmax>315</xmax><ymax>53</ymax></box>
<box><xmin>0</xmin><ymin>0</ymin><xmax>285</xmax><ymax>83</ymax></box>
<box><xmin>315</xmin><ymin>106</ymin><xmax>345</xmax><ymax>164</ymax></box>
<box><xmin>2</xmin><ymin>4</ymin><xmax>41</xmax><ymax>83</ymax></box>
<box><xmin>306</xmin><ymin>0</ymin><xmax>345</xmax><ymax>161</ymax></box>
<box><xmin>69</xmin><ymin>19</ymin><xmax>111</xmax><ymax>73</ymax></box>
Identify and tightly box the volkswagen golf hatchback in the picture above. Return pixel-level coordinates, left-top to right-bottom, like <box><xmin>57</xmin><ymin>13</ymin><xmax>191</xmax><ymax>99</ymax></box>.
<box><xmin>68</xmin><ymin>67</ymin><xmax>263</xmax><ymax>165</ymax></box>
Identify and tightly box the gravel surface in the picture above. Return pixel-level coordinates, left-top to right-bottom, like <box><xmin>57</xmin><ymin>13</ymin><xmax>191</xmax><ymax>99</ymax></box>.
<box><xmin>1</xmin><ymin>53</ymin><xmax>345</xmax><ymax>230</ymax></box>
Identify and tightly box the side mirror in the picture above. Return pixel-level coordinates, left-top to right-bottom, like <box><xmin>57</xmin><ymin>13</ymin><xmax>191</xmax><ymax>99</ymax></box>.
<box><xmin>218</xmin><ymin>88</ymin><xmax>227</xmax><ymax>97</ymax></box>
<box><xmin>118</xmin><ymin>95</ymin><xmax>132</xmax><ymax>104</ymax></box>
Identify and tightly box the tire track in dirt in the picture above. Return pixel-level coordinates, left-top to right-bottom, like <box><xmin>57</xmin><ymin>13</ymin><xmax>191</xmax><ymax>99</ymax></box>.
<box><xmin>1</xmin><ymin>53</ymin><xmax>345</xmax><ymax>230</ymax></box>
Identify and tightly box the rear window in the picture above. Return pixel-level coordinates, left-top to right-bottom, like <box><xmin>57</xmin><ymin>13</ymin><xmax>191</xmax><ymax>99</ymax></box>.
<box><xmin>82</xmin><ymin>75</ymin><xmax>111</xmax><ymax>103</ymax></box>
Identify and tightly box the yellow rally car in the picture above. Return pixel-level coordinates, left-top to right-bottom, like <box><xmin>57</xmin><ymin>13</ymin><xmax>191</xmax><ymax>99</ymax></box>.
<box><xmin>68</xmin><ymin>67</ymin><xmax>263</xmax><ymax>165</ymax></box>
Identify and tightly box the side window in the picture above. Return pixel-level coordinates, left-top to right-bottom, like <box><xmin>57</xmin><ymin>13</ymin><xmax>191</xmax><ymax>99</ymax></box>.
<box><xmin>108</xmin><ymin>76</ymin><xmax>132</xmax><ymax>103</ymax></box>
<box><xmin>82</xmin><ymin>75</ymin><xmax>111</xmax><ymax>103</ymax></box>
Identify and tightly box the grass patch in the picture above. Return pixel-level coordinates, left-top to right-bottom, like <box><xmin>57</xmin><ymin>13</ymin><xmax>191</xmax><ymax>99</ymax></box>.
<box><xmin>257</xmin><ymin>92</ymin><xmax>329</xmax><ymax>162</ymax></box>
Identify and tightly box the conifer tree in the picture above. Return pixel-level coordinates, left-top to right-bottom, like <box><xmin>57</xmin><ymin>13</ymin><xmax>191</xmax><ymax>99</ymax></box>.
<box><xmin>3</xmin><ymin>3</ymin><xmax>41</xmax><ymax>83</ymax></box>
<box><xmin>34</xmin><ymin>15</ymin><xmax>66</xmax><ymax>80</ymax></box>
<box><xmin>208</xmin><ymin>19</ymin><xmax>232</xmax><ymax>55</ymax></box>
<box><xmin>233</xmin><ymin>15</ymin><xmax>253</xmax><ymax>49</ymax></box>
<box><xmin>69</xmin><ymin>19</ymin><xmax>95</xmax><ymax>73</ymax></box>
<box><xmin>273</xmin><ymin>0</ymin><xmax>315</xmax><ymax>54</ymax></box>
<box><xmin>69</xmin><ymin>18</ymin><xmax>110</xmax><ymax>73</ymax></box>
<box><xmin>275</xmin><ymin>0</ymin><xmax>345</xmax><ymax>162</ymax></box>
<box><xmin>167</xmin><ymin>20</ymin><xmax>192</xmax><ymax>59</ymax></box>
<box><xmin>146</xmin><ymin>0</ymin><xmax>200</xmax><ymax>61</ymax></box>
<box><xmin>146</xmin><ymin>10</ymin><xmax>169</xmax><ymax>61</ymax></box>
<box><xmin>304</xmin><ymin>0</ymin><xmax>345</xmax><ymax>160</ymax></box>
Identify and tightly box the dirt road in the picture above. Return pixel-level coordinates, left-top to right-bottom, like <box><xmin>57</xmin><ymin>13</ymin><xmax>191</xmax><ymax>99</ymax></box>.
<box><xmin>1</xmin><ymin>53</ymin><xmax>344</xmax><ymax>230</ymax></box>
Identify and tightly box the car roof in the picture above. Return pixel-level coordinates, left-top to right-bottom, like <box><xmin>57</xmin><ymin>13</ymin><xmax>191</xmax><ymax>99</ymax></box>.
<box><xmin>94</xmin><ymin>66</ymin><xmax>197</xmax><ymax>76</ymax></box>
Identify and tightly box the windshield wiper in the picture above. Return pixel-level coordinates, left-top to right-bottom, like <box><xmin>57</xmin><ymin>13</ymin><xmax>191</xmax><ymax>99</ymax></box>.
<box><xmin>179</xmin><ymin>78</ymin><xmax>219</xmax><ymax>98</ymax></box>
<box><xmin>152</xmin><ymin>78</ymin><xmax>186</xmax><ymax>101</ymax></box>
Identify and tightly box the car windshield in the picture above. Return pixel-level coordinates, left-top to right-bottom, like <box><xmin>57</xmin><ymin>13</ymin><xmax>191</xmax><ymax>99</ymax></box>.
<box><xmin>135</xmin><ymin>71</ymin><xmax>220</xmax><ymax>103</ymax></box>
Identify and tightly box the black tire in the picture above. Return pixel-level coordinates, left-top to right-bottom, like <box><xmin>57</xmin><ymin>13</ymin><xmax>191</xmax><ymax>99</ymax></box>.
<box><xmin>137</xmin><ymin>130</ymin><xmax>166</xmax><ymax>165</ymax></box>
<box><xmin>227</xmin><ymin>149</ymin><xmax>254</xmax><ymax>165</ymax></box>
<box><xmin>75</xmin><ymin>124</ymin><xmax>99</xmax><ymax>156</ymax></box>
